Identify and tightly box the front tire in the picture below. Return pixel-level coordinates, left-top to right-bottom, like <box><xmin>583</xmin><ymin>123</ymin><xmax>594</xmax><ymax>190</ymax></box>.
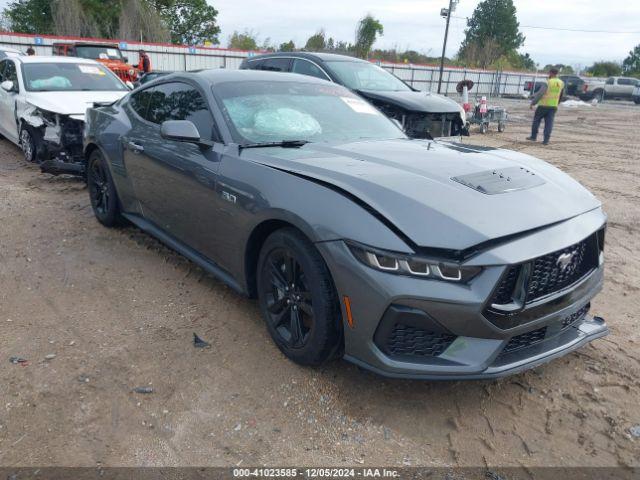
<box><xmin>87</xmin><ymin>149</ymin><xmax>122</xmax><ymax>227</ymax></box>
<box><xmin>257</xmin><ymin>228</ymin><xmax>341</xmax><ymax>366</ymax></box>
<box><xmin>20</xmin><ymin>126</ymin><xmax>41</xmax><ymax>163</ymax></box>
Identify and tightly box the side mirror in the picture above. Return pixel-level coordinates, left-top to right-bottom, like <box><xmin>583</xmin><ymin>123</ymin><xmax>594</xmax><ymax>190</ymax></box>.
<box><xmin>161</xmin><ymin>120</ymin><xmax>202</xmax><ymax>143</ymax></box>
<box><xmin>1</xmin><ymin>80</ymin><xmax>15</xmax><ymax>92</ymax></box>
<box><xmin>123</xmin><ymin>56</ymin><xmax>129</xmax><ymax>63</ymax></box>
<box><xmin>125</xmin><ymin>80</ymin><xmax>134</xmax><ymax>90</ymax></box>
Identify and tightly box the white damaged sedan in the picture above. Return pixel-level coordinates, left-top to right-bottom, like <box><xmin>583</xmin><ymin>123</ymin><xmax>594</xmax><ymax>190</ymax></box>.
<box><xmin>0</xmin><ymin>56</ymin><xmax>129</xmax><ymax>175</ymax></box>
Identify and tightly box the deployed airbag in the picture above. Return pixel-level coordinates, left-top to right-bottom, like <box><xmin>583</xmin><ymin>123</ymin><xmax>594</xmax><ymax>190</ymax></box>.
<box><xmin>254</xmin><ymin>108</ymin><xmax>321</xmax><ymax>137</ymax></box>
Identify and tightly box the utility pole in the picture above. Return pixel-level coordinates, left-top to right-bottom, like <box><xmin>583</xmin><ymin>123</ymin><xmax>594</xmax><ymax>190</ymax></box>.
<box><xmin>437</xmin><ymin>0</ymin><xmax>457</xmax><ymax>94</ymax></box>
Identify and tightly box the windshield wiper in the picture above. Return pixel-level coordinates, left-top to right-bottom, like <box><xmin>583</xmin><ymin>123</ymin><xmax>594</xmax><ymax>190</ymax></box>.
<box><xmin>240</xmin><ymin>140</ymin><xmax>311</xmax><ymax>150</ymax></box>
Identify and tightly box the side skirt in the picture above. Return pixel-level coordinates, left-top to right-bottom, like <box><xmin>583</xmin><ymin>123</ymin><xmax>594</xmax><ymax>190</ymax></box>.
<box><xmin>121</xmin><ymin>213</ymin><xmax>247</xmax><ymax>296</ymax></box>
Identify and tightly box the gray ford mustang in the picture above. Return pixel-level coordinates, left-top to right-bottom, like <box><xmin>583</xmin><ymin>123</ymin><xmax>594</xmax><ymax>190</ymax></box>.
<box><xmin>84</xmin><ymin>70</ymin><xmax>608</xmax><ymax>379</ymax></box>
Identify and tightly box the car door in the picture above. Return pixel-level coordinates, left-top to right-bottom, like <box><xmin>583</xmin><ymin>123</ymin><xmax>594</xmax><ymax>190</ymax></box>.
<box><xmin>617</xmin><ymin>78</ymin><xmax>636</xmax><ymax>98</ymax></box>
<box><xmin>605</xmin><ymin>77</ymin><xmax>616</xmax><ymax>96</ymax></box>
<box><xmin>122</xmin><ymin>80</ymin><xmax>224</xmax><ymax>258</ymax></box>
<box><xmin>0</xmin><ymin>59</ymin><xmax>20</xmax><ymax>141</ymax></box>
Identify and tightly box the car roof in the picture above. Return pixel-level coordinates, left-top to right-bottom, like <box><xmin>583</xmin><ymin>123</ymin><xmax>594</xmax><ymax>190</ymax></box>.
<box><xmin>0</xmin><ymin>46</ymin><xmax>22</xmax><ymax>53</ymax></box>
<box><xmin>170</xmin><ymin>68</ymin><xmax>337</xmax><ymax>86</ymax></box>
<box><xmin>244</xmin><ymin>51</ymin><xmax>368</xmax><ymax>64</ymax></box>
<box><xmin>13</xmin><ymin>55</ymin><xmax>101</xmax><ymax>65</ymax></box>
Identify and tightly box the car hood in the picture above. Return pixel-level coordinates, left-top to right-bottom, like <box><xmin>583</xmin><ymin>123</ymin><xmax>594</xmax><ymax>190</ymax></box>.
<box><xmin>26</xmin><ymin>91</ymin><xmax>128</xmax><ymax>118</ymax></box>
<box><xmin>356</xmin><ymin>89</ymin><xmax>461</xmax><ymax>113</ymax></box>
<box><xmin>249</xmin><ymin>139</ymin><xmax>601</xmax><ymax>251</ymax></box>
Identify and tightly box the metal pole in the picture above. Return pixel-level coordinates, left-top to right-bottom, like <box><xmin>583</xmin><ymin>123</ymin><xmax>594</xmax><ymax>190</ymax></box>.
<box><xmin>437</xmin><ymin>0</ymin><xmax>453</xmax><ymax>94</ymax></box>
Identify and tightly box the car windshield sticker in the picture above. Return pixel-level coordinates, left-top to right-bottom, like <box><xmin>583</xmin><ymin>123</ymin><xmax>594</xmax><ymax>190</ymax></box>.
<box><xmin>341</xmin><ymin>97</ymin><xmax>378</xmax><ymax>115</ymax></box>
<box><xmin>79</xmin><ymin>65</ymin><xmax>106</xmax><ymax>75</ymax></box>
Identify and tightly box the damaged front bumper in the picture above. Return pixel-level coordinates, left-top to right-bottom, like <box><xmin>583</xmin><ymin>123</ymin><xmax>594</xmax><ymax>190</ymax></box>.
<box><xmin>22</xmin><ymin>106</ymin><xmax>86</xmax><ymax>176</ymax></box>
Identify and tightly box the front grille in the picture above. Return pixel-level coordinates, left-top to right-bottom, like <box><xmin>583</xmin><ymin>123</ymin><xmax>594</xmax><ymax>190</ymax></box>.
<box><xmin>112</xmin><ymin>68</ymin><xmax>134</xmax><ymax>81</ymax></box>
<box><xmin>500</xmin><ymin>327</ymin><xmax>547</xmax><ymax>356</ymax></box>
<box><xmin>489</xmin><ymin>233</ymin><xmax>598</xmax><ymax>309</ymax></box>
<box><xmin>386</xmin><ymin>324</ymin><xmax>456</xmax><ymax>358</ymax></box>
<box><xmin>526</xmin><ymin>240</ymin><xmax>592</xmax><ymax>300</ymax></box>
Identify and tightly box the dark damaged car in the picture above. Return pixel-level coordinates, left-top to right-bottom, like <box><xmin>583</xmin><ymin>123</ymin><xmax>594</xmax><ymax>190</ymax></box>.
<box><xmin>83</xmin><ymin>70</ymin><xmax>608</xmax><ymax>379</ymax></box>
<box><xmin>0</xmin><ymin>56</ymin><xmax>129</xmax><ymax>175</ymax></box>
<box><xmin>240</xmin><ymin>52</ymin><xmax>468</xmax><ymax>139</ymax></box>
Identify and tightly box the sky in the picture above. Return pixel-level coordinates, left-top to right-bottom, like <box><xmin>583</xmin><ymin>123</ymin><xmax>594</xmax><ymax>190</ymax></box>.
<box><xmin>210</xmin><ymin>0</ymin><xmax>639</xmax><ymax>68</ymax></box>
<box><xmin>0</xmin><ymin>0</ymin><xmax>637</xmax><ymax>68</ymax></box>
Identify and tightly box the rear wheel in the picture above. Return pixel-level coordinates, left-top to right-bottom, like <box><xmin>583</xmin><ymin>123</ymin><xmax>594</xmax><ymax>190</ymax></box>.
<box><xmin>257</xmin><ymin>228</ymin><xmax>341</xmax><ymax>366</ymax></box>
<box><xmin>87</xmin><ymin>149</ymin><xmax>122</xmax><ymax>227</ymax></box>
<box><xmin>498</xmin><ymin>121</ymin><xmax>505</xmax><ymax>132</ymax></box>
<box><xmin>480</xmin><ymin>122</ymin><xmax>488</xmax><ymax>134</ymax></box>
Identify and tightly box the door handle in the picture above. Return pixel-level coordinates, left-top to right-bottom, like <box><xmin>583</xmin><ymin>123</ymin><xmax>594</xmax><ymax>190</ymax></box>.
<box><xmin>126</xmin><ymin>141</ymin><xmax>144</xmax><ymax>154</ymax></box>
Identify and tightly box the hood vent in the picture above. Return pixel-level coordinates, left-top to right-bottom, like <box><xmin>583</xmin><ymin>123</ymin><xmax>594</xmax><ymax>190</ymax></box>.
<box><xmin>452</xmin><ymin>166</ymin><xmax>545</xmax><ymax>195</ymax></box>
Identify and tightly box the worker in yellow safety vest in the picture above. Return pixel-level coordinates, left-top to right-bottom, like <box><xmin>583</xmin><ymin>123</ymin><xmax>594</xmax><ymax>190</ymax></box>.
<box><xmin>527</xmin><ymin>68</ymin><xmax>564</xmax><ymax>145</ymax></box>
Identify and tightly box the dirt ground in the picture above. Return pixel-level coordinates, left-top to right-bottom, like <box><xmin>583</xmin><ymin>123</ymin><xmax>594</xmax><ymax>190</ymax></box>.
<box><xmin>0</xmin><ymin>98</ymin><xmax>639</xmax><ymax>470</ymax></box>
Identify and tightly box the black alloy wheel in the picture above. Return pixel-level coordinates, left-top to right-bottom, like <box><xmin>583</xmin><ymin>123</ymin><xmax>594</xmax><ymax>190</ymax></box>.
<box><xmin>87</xmin><ymin>149</ymin><xmax>121</xmax><ymax>227</ymax></box>
<box><xmin>257</xmin><ymin>228</ymin><xmax>342</xmax><ymax>365</ymax></box>
<box><xmin>262</xmin><ymin>247</ymin><xmax>314</xmax><ymax>348</ymax></box>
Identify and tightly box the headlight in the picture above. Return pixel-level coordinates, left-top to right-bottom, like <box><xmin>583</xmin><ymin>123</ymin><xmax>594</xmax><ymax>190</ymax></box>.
<box><xmin>347</xmin><ymin>243</ymin><xmax>481</xmax><ymax>282</ymax></box>
<box><xmin>129</xmin><ymin>69</ymin><xmax>135</xmax><ymax>76</ymax></box>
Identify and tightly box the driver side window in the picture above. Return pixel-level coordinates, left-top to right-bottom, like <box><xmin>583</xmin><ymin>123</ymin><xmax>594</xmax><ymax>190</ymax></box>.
<box><xmin>146</xmin><ymin>82</ymin><xmax>219</xmax><ymax>141</ymax></box>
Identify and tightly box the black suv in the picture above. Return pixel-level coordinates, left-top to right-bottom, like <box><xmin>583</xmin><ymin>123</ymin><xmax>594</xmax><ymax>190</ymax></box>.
<box><xmin>240</xmin><ymin>52</ymin><xmax>467</xmax><ymax>139</ymax></box>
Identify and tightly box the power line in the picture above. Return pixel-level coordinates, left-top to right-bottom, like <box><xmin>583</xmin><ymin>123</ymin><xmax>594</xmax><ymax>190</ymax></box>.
<box><xmin>450</xmin><ymin>16</ymin><xmax>640</xmax><ymax>34</ymax></box>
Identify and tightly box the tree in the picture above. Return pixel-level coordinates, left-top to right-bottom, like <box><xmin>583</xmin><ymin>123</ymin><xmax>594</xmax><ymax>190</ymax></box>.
<box><xmin>3</xmin><ymin>0</ymin><xmax>54</xmax><ymax>34</ymax></box>
<box><xmin>279</xmin><ymin>40</ymin><xmax>295</xmax><ymax>52</ymax></box>
<box><xmin>154</xmin><ymin>0</ymin><xmax>220</xmax><ymax>45</ymax></box>
<box><xmin>82</xmin><ymin>0</ymin><xmax>121</xmax><ymax>38</ymax></box>
<box><xmin>516</xmin><ymin>52</ymin><xmax>536</xmax><ymax>71</ymax></box>
<box><xmin>458</xmin><ymin>0</ymin><xmax>525</xmax><ymax>67</ymax></box>
<box><xmin>228</xmin><ymin>30</ymin><xmax>258</xmax><ymax>50</ymax></box>
<box><xmin>335</xmin><ymin>40</ymin><xmax>352</xmax><ymax>53</ymax></box>
<box><xmin>261</xmin><ymin>37</ymin><xmax>275</xmax><ymax>52</ymax></box>
<box><xmin>3</xmin><ymin>0</ymin><xmax>209</xmax><ymax>44</ymax></box>
<box><xmin>119</xmin><ymin>0</ymin><xmax>170</xmax><ymax>42</ymax></box>
<box><xmin>587</xmin><ymin>61</ymin><xmax>622</xmax><ymax>77</ymax></box>
<box><xmin>354</xmin><ymin>14</ymin><xmax>383</xmax><ymax>59</ymax></box>
<box><xmin>304</xmin><ymin>29</ymin><xmax>326</xmax><ymax>51</ymax></box>
<box><xmin>460</xmin><ymin>38</ymin><xmax>502</xmax><ymax>68</ymax></box>
<box><xmin>622</xmin><ymin>44</ymin><xmax>640</xmax><ymax>76</ymax></box>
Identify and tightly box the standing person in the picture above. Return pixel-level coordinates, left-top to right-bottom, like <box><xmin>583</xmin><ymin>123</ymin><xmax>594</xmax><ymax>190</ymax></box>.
<box><xmin>137</xmin><ymin>49</ymin><xmax>151</xmax><ymax>73</ymax></box>
<box><xmin>26</xmin><ymin>46</ymin><xmax>35</xmax><ymax>56</ymax></box>
<box><xmin>527</xmin><ymin>68</ymin><xmax>564</xmax><ymax>145</ymax></box>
